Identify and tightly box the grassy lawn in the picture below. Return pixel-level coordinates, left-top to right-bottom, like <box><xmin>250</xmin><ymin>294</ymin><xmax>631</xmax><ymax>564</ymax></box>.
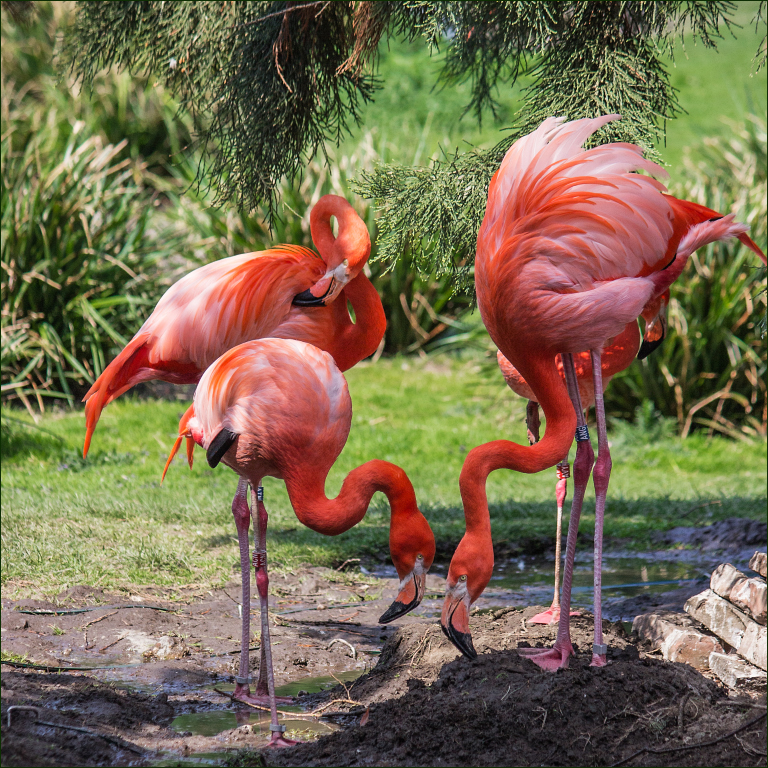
<box><xmin>3</xmin><ymin>355</ymin><xmax>765</xmax><ymax>599</ymax></box>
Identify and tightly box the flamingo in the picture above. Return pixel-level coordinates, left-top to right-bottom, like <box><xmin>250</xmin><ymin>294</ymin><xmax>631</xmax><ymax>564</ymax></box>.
<box><xmin>82</xmin><ymin>195</ymin><xmax>386</xmax><ymax>705</ymax></box>
<box><xmin>441</xmin><ymin>114</ymin><xmax>766</xmax><ymax>668</ymax></box>
<box><xmin>161</xmin><ymin>338</ymin><xmax>435</xmax><ymax>745</ymax></box>
<box><xmin>497</xmin><ymin>293</ymin><xmax>667</xmax><ymax>625</ymax></box>
<box><xmin>82</xmin><ymin>194</ymin><xmax>384</xmax><ymax>457</ymax></box>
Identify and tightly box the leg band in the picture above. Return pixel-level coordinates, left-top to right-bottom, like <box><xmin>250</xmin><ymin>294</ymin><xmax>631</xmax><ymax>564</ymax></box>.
<box><xmin>235</xmin><ymin>676</ymin><xmax>251</xmax><ymax>685</ymax></box>
<box><xmin>256</xmin><ymin>485</ymin><xmax>264</xmax><ymax>501</ymax></box>
<box><xmin>271</xmin><ymin>723</ymin><xmax>286</xmax><ymax>733</ymax></box>
<box><xmin>593</xmin><ymin>643</ymin><xmax>607</xmax><ymax>655</ymax></box>
<box><xmin>252</xmin><ymin>549</ymin><xmax>267</xmax><ymax>569</ymax></box>
<box><xmin>575</xmin><ymin>425</ymin><xmax>590</xmax><ymax>442</ymax></box>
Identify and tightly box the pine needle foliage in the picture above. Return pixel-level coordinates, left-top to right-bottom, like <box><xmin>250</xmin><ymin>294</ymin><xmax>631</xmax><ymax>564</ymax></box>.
<box><xmin>65</xmin><ymin>1</ymin><xmax>378</xmax><ymax>219</ymax></box>
<box><xmin>64</xmin><ymin>1</ymin><xmax>762</xmax><ymax>290</ymax></box>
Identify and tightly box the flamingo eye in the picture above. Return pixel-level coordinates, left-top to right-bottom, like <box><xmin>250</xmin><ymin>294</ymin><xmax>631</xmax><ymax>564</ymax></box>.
<box><xmin>342</xmin><ymin>259</ymin><xmax>349</xmax><ymax>267</ymax></box>
<box><xmin>416</xmin><ymin>554</ymin><xmax>423</xmax><ymax>560</ymax></box>
<box><xmin>459</xmin><ymin>575</ymin><xmax>467</xmax><ymax>582</ymax></box>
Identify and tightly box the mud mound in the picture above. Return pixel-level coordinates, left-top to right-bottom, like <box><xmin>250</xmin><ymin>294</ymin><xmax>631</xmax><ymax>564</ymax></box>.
<box><xmin>0</xmin><ymin>672</ymin><xmax>173</xmax><ymax>766</ymax></box>
<box><xmin>268</xmin><ymin>609</ymin><xmax>766</xmax><ymax>767</ymax></box>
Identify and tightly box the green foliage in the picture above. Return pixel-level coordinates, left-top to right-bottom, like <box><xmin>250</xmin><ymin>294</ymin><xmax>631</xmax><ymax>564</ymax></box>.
<box><xmin>65</xmin><ymin>1</ymin><xmax>377</xmax><ymax>219</ymax></box>
<box><xmin>0</xmin><ymin>104</ymin><xmax>169</xmax><ymax>409</ymax></box>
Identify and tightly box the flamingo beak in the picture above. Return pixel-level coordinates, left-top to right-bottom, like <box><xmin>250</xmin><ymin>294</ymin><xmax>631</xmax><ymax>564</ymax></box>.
<box><xmin>441</xmin><ymin>582</ymin><xmax>476</xmax><ymax>659</ymax></box>
<box><xmin>638</xmin><ymin>296</ymin><xmax>668</xmax><ymax>360</ymax></box>
<box><xmin>378</xmin><ymin>567</ymin><xmax>427</xmax><ymax>624</ymax></box>
<box><xmin>292</xmin><ymin>261</ymin><xmax>350</xmax><ymax>307</ymax></box>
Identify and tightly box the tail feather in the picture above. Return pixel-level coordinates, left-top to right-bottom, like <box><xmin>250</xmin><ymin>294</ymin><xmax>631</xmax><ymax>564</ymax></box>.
<box><xmin>161</xmin><ymin>404</ymin><xmax>196</xmax><ymax>483</ymax></box>
<box><xmin>667</xmin><ymin>196</ymin><xmax>766</xmax><ymax>264</ymax></box>
<box><xmin>82</xmin><ymin>333</ymin><xmax>151</xmax><ymax>458</ymax></box>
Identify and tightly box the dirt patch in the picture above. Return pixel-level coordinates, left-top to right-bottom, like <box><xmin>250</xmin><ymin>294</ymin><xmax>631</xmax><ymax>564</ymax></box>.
<box><xmin>267</xmin><ymin>610</ymin><xmax>767</xmax><ymax>768</ymax></box>
<box><xmin>2</xmin><ymin>558</ymin><xmax>766</xmax><ymax>766</ymax></box>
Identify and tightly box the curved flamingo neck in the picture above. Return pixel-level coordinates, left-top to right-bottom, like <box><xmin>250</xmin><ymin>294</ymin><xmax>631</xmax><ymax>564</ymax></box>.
<box><xmin>310</xmin><ymin>195</ymin><xmax>370</xmax><ymax>272</ymax></box>
<box><xmin>283</xmin><ymin>459</ymin><xmax>418</xmax><ymax>537</ymax></box>
<box><xmin>330</xmin><ymin>274</ymin><xmax>386</xmax><ymax>372</ymax></box>
<box><xmin>460</xmin><ymin>354</ymin><xmax>576</xmax><ymax>542</ymax></box>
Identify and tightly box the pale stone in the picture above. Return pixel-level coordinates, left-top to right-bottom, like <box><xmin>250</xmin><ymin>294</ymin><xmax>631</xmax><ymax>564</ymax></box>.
<box><xmin>749</xmin><ymin>551</ymin><xmax>767</xmax><ymax>579</ymax></box>
<box><xmin>730</xmin><ymin>577</ymin><xmax>767</xmax><ymax>626</ymax></box>
<box><xmin>685</xmin><ymin>589</ymin><xmax>767</xmax><ymax>670</ymax></box>
<box><xmin>709</xmin><ymin>651</ymin><xmax>767</xmax><ymax>688</ymax></box>
<box><xmin>685</xmin><ymin>590</ymin><xmax>749</xmax><ymax>648</ymax></box>
<box><xmin>739</xmin><ymin>621</ymin><xmax>767</xmax><ymax>671</ymax></box>
<box><xmin>710</xmin><ymin>563</ymin><xmax>745</xmax><ymax>599</ymax></box>
<box><xmin>633</xmin><ymin>612</ymin><xmax>722</xmax><ymax>670</ymax></box>
<box><xmin>710</xmin><ymin>563</ymin><xmax>767</xmax><ymax>625</ymax></box>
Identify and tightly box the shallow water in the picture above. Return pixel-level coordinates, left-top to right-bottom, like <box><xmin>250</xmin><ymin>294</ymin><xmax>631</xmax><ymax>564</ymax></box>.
<box><xmin>170</xmin><ymin>670</ymin><xmax>363</xmax><ymax>738</ymax></box>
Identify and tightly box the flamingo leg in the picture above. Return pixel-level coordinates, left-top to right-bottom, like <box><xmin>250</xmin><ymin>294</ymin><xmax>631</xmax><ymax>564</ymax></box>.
<box><xmin>520</xmin><ymin>353</ymin><xmax>594</xmax><ymax>669</ymax></box>
<box><xmin>590</xmin><ymin>349</ymin><xmax>611</xmax><ymax>667</ymax></box>
<box><xmin>230</xmin><ymin>480</ymin><xmax>292</xmax><ymax>712</ymax></box>
<box><xmin>251</xmin><ymin>486</ymin><xmax>299</xmax><ymax>747</ymax></box>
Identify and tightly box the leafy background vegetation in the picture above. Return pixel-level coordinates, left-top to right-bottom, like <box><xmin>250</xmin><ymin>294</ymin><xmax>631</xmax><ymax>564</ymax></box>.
<box><xmin>1</xmin><ymin>2</ymin><xmax>766</xmax><ymax>596</ymax></box>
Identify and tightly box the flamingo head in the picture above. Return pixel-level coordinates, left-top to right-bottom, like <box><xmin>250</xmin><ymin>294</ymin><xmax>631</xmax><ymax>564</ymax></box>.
<box><xmin>440</xmin><ymin>535</ymin><xmax>494</xmax><ymax>660</ymax></box>
<box><xmin>378</xmin><ymin>508</ymin><xmax>435</xmax><ymax>624</ymax></box>
<box><xmin>293</xmin><ymin>195</ymin><xmax>370</xmax><ymax>307</ymax></box>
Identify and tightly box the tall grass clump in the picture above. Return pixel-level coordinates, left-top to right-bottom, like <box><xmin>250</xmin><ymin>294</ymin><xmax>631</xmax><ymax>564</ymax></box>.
<box><xmin>607</xmin><ymin>116</ymin><xmax>767</xmax><ymax>439</ymax></box>
<box><xmin>1</xmin><ymin>2</ymin><xmax>190</xmax><ymax>413</ymax></box>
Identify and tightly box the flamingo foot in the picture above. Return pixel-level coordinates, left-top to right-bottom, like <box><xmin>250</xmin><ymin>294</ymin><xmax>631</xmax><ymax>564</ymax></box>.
<box><xmin>518</xmin><ymin>641</ymin><xmax>574</xmax><ymax>671</ymax></box>
<box><xmin>528</xmin><ymin>606</ymin><xmax>581</xmax><ymax>625</ymax></box>
<box><xmin>268</xmin><ymin>730</ymin><xmax>301</xmax><ymax>747</ymax></box>
<box><xmin>591</xmin><ymin>651</ymin><xmax>607</xmax><ymax>667</ymax></box>
<box><xmin>233</xmin><ymin>683</ymin><xmax>293</xmax><ymax>706</ymax></box>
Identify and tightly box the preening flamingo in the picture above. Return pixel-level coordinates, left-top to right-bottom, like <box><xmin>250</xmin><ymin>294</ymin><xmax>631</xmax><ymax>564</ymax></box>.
<box><xmin>441</xmin><ymin>114</ymin><xmax>766</xmax><ymax>667</ymax></box>
<box><xmin>82</xmin><ymin>194</ymin><xmax>384</xmax><ymax>457</ymax></box>
<box><xmin>82</xmin><ymin>195</ymin><xmax>386</xmax><ymax>706</ymax></box>
<box><xmin>496</xmin><ymin>295</ymin><xmax>667</xmax><ymax>625</ymax></box>
<box><xmin>162</xmin><ymin>338</ymin><xmax>435</xmax><ymax>745</ymax></box>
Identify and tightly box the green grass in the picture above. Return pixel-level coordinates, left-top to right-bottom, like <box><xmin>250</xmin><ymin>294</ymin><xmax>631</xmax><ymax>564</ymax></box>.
<box><xmin>2</xmin><ymin>357</ymin><xmax>765</xmax><ymax>598</ymax></box>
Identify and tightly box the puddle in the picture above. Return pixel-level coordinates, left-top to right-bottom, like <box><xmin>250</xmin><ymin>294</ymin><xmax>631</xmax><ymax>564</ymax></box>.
<box><xmin>153</xmin><ymin>753</ymin><xmax>224</xmax><ymax>766</ymax></box>
<box><xmin>488</xmin><ymin>555</ymin><xmax>705</xmax><ymax>601</ymax></box>
<box><xmin>171</xmin><ymin>670</ymin><xmax>363</xmax><ymax>738</ymax></box>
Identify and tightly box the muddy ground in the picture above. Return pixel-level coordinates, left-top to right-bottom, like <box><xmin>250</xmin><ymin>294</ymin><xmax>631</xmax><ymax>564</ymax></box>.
<box><xmin>2</xmin><ymin>528</ymin><xmax>766</xmax><ymax>767</ymax></box>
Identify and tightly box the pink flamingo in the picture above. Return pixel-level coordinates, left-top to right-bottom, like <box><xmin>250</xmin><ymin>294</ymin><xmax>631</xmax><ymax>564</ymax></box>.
<box><xmin>441</xmin><ymin>114</ymin><xmax>765</xmax><ymax>668</ymax></box>
<box><xmin>162</xmin><ymin>338</ymin><xmax>435</xmax><ymax>745</ymax></box>
<box><xmin>496</xmin><ymin>293</ymin><xmax>667</xmax><ymax>625</ymax></box>
<box><xmin>83</xmin><ymin>195</ymin><xmax>386</xmax><ymax>705</ymax></box>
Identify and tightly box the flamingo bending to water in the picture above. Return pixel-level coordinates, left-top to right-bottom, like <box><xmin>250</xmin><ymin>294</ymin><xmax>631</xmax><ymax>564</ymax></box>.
<box><xmin>497</xmin><ymin>292</ymin><xmax>667</xmax><ymax>625</ymax></box>
<box><xmin>441</xmin><ymin>114</ymin><xmax>766</xmax><ymax>668</ymax></box>
<box><xmin>162</xmin><ymin>338</ymin><xmax>435</xmax><ymax>744</ymax></box>
<box><xmin>83</xmin><ymin>195</ymin><xmax>386</xmax><ymax>705</ymax></box>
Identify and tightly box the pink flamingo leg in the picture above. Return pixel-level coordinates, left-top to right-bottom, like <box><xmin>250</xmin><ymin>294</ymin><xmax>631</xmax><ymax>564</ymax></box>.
<box><xmin>590</xmin><ymin>350</ymin><xmax>611</xmax><ymax>667</ymax></box>
<box><xmin>231</xmin><ymin>480</ymin><xmax>292</xmax><ymax>711</ymax></box>
<box><xmin>530</xmin><ymin>457</ymin><xmax>580</xmax><ymax>625</ymax></box>
<box><xmin>520</xmin><ymin>353</ymin><xmax>594</xmax><ymax>669</ymax></box>
<box><xmin>251</xmin><ymin>486</ymin><xmax>299</xmax><ymax>747</ymax></box>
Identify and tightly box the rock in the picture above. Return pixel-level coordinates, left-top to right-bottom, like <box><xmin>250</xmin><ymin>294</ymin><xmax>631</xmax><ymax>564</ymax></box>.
<box><xmin>300</xmin><ymin>577</ymin><xmax>320</xmax><ymax>594</ymax></box>
<box><xmin>685</xmin><ymin>589</ymin><xmax>766</xmax><ymax>670</ymax></box>
<box><xmin>633</xmin><ymin>612</ymin><xmax>722</xmax><ymax>670</ymax></box>
<box><xmin>709</xmin><ymin>651</ymin><xmax>767</xmax><ymax>688</ymax></box>
<box><xmin>749</xmin><ymin>551</ymin><xmax>767</xmax><ymax>579</ymax></box>
<box><xmin>142</xmin><ymin>635</ymin><xmax>190</xmax><ymax>661</ymax></box>
<box><xmin>710</xmin><ymin>563</ymin><xmax>767</xmax><ymax>625</ymax></box>
<box><xmin>739</xmin><ymin>621</ymin><xmax>767</xmax><ymax>671</ymax></box>
<box><xmin>730</xmin><ymin>576</ymin><xmax>767</xmax><ymax>626</ymax></box>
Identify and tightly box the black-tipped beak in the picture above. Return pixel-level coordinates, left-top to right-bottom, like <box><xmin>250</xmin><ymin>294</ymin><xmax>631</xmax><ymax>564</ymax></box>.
<box><xmin>441</xmin><ymin>620</ymin><xmax>477</xmax><ymax>660</ymax></box>
<box><xmin>637</xmin><ymin>336</ymin><xmax>664</xmax><ymax>360</ymax></box>
<box><xmin>440</xmin><ymin>591</ymin><xmax>477</xmax><ymax>659</ymax></box>
<box><xmin>378</xmin><ymin>572</ymin><xmax>426</xmax><ymax>624</ymax></box>
<box><xmin>292</xmin><ymin>281</ymin><xmax>334</xmax><ymax>307</ymax></box>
